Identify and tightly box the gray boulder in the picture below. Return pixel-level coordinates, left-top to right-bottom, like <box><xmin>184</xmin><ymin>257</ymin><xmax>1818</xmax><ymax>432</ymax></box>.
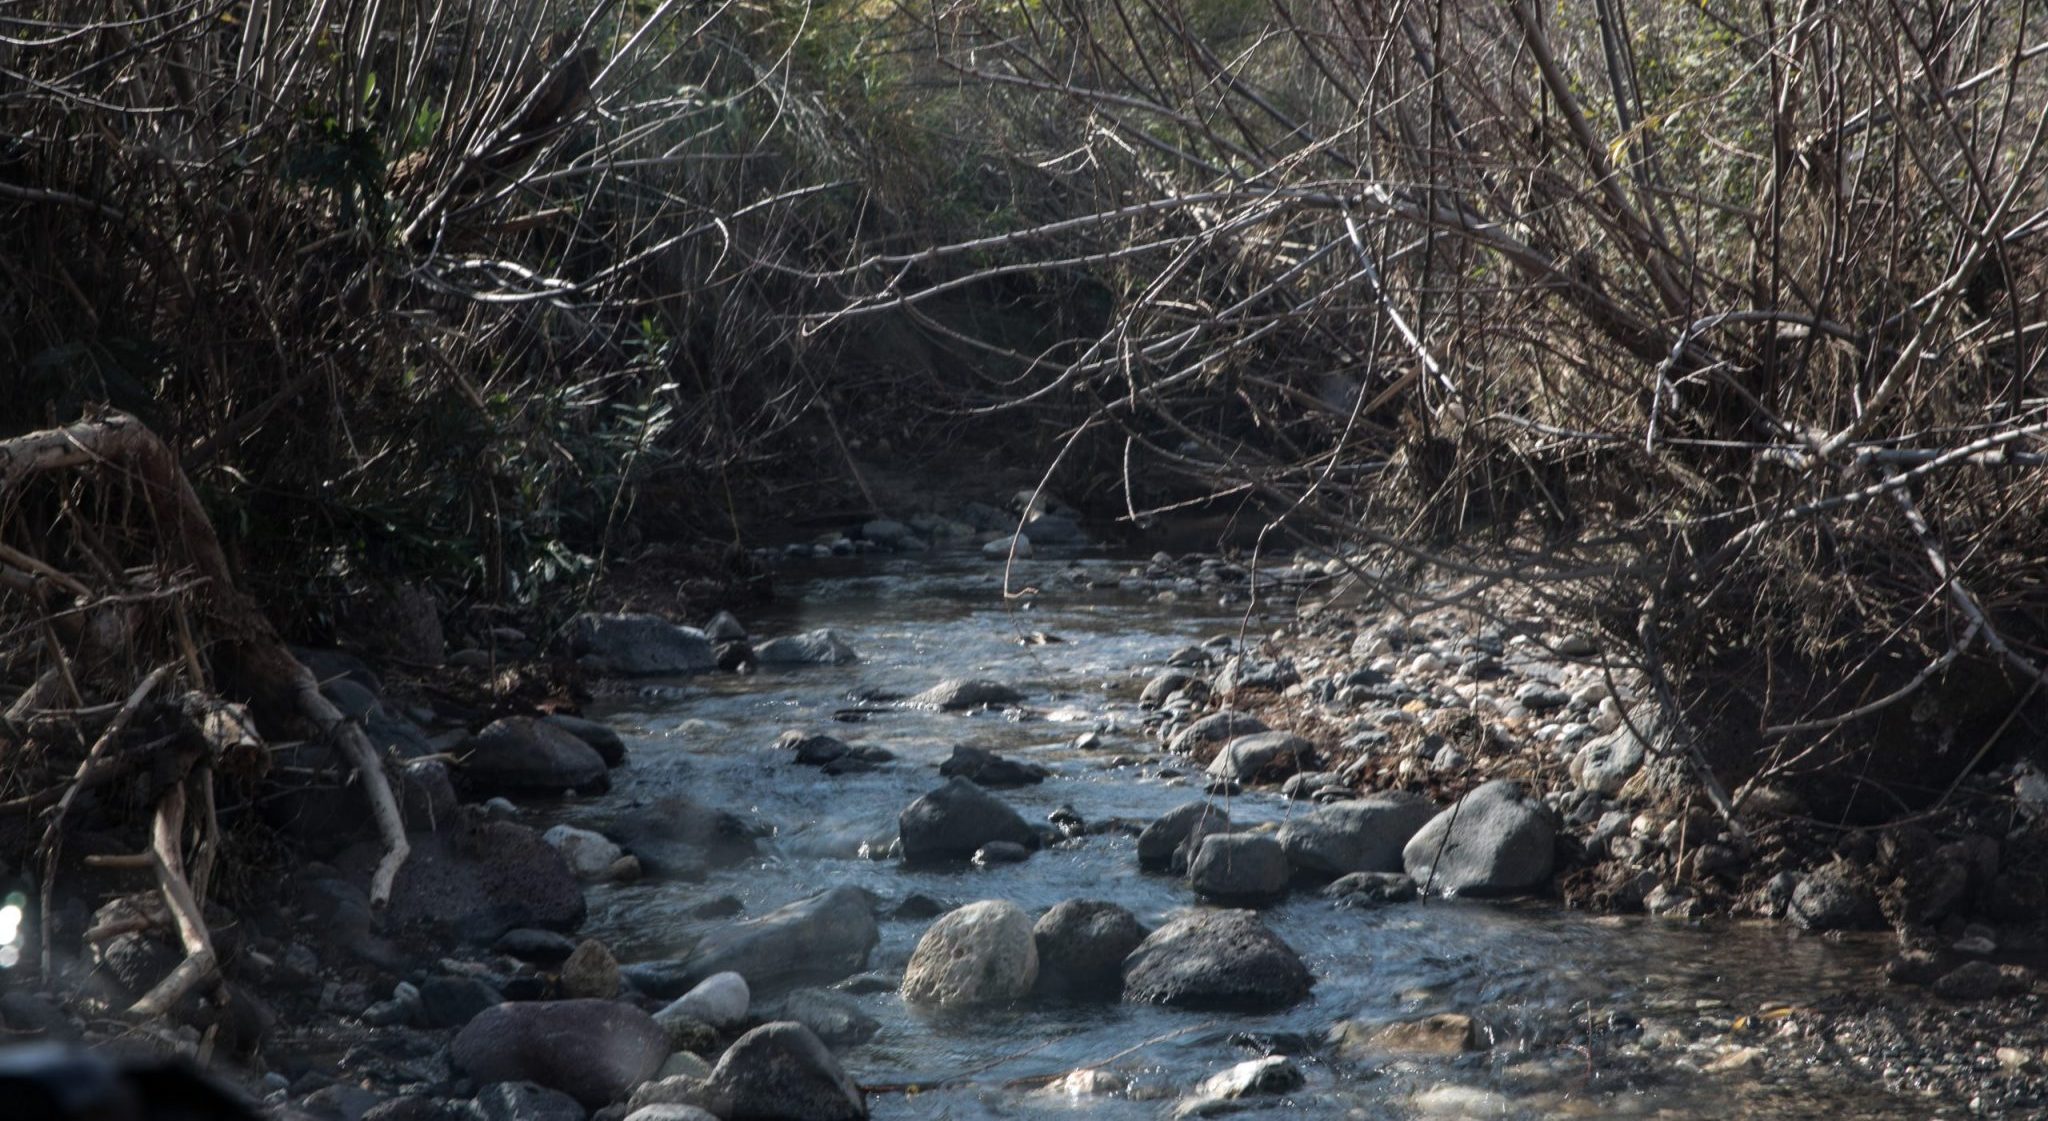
<box><xmin>342</xmin><ymin>821</ymin><xmax>585</xmax><ymax>943</ymax></box>
<box><xmin>1571</xmin><ymin>727</ymin><xmax>1646</xmax><ymax>796</ymax></box>
<box><xmin>776</xmin><ymin>988</ymin><xmax>879</xmax><ymax>1047</ymax></box>
<box><xmin>566</xmin><ymin>613</ymin><xmax>715</xmax><ymax>676</ymax></box>
<box><xmin>1402</xmin><ymin>780</ymin><xmax>1558</xmax><ymax>897</ymax></box>
<box><xmin>451</xmin><ymin>1000</ymin><xmax>669</xmax><ymax>1109</ymax></box>
<box><xmin>902</xmin><ymin>900</ymin><xmax>1038</xmax><ymax>1009</ymax></box>
<box><xmin>1166</xmin><ymin>711</ymin><xmax>1268</xmax><ymax>755</ymax></box>
<box><xmin>1790</xmin><ymin>863</ymin><xmax>1885</xmax><ymax>931</ymax></box>
<box><xmin>1136</xmin><ymin>801</ymin><xmax>1232</xmax><ymax>872</ymax></box>
<box><xmin>704</xmin><ymin>611</ymin><xmax>749</xmax><ymax>642</ymax></box>
<box><xmin>1139</xmin><ymin>670</ymin><xmax>1201</xmax><ymax>708</ymax></box>
<box><xmin>1279</xmin><ymin>793</ymin><xmax>1439</xmax><ymax>878</ymax></box>
<box><xmin>908</xmin><ymin>679</ymin><xmax>1025</xmax><ymax>709</ymax></box>
<box><xmin>625</xmin><ymin>1107</ymin><xmax>719</xmax><ymax>1121</ymax></box>
<box><xmin>982</xmin><ymin>534</ymin><xmax>1033</xmax><ymax>559</ymax></box>
<box><xmin>754</xmin><ymin>630</ymin><xmax>860</xmax><ymax>666</ymax></box>
<box><xmin>703</xmin><ymin>1022</ymin><xmax>866</xmax><ymax>1120</ymax></box>
<box><xmin>1122</xmin><ymin>910</ymin><xmax>1312</xmax><ymax>1011</ymax></box>
<box><xmin>898</xmin><ymin>778</ymin><xmax>1036</xmax><ymax>863</ymax></box>
<box><xmin>1187</xmin><ymin>833</ymin><xmax>1290</xmax><ymax>904</ymax></box>
<box><xmin>1032</xmin><ymin>900</ymin><xmax>1145</xmax><ymax>1000</ymax></box>
<box><xmin>1205</xmin><ymin>732</ymin><xmax>1316</xmax><ymax>783</ymax></box>
<box><xmin>659</xmin><ymin>971</ymin><xmax>749</xmax><ymax>1030</ymax></box>
<box><xmin>682</xmin><ymin>885</ymin><xmax>879</xmax><ymax>993</ymax></box>
<box><xmin>458</xmin><ymin>718</ymin><xmax>609</xmax><ymax>796</ymax></box>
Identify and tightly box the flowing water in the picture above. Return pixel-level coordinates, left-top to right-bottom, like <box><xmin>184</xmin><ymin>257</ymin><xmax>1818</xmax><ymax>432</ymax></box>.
<box><xmin>572</xmin><ymin>549</ymin><xmax>1938</xmax><ymax>1120</ymax></box>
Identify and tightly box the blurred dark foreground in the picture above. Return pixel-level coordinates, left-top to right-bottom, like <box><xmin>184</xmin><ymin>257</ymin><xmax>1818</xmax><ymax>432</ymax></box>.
<box><xmin>0</xmin><ymin>1044</ymin><xmax>260</xmax><ymax>1121</ymax></box>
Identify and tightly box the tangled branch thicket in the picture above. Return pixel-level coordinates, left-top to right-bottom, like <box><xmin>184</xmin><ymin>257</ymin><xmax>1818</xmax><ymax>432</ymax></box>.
<box><xmin>817</xmin><ymin>0</ymin><xmax>2048</xmax><ymax>812</ymax></box>
<box><xmin>4</xmin><ymin>0</ymin><xmax>2048</xmax><ymax>976</ymax></box>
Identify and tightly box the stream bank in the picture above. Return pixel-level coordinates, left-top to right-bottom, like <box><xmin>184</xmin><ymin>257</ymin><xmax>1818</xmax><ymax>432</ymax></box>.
<box><xmin>10</xmin><ymin>515</ymin><xmax>2044</xmax><ymax>1119</ymax></box>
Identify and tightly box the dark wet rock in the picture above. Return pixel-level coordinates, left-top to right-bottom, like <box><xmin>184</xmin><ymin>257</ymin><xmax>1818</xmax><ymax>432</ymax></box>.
<box><xmin>596</xmin><ymin>795</ymin><xmax>770</xmax><ymax>877</ymax></box>
<box><xmin>457</xmin><ymin>718</ymin><xmax>609</xmax><ymax>797</ymax></box>
<box><xmin>495</xmin><ymin>928</ymin><xmax>578</xmax><ymax>966</ymax></box>
<box><xmin>1884</xmin><ymin>948</ymin><xmax>1946</xmax><ymax>986</ymax></box>
<box><xmin>541</xmin><ymin>715</ymin><xmax>626</xmax><ymax>768</ymax></box>
<box><xmin>1166</xmin><ymin>711</ymin><xmax>1268</xmax><ymax>755</ymax></box>
<box><xmin>703</xmin><ymin>1022</ymin><xmax>867</xmax><ymax>1120</ymax></box>
<box><xmin>475</xmin><ymin>1082</ymin><xmax>587</xmax><ymax>1121</ymax></box>
<box><xmin>1401</xmin><ymin>780</ymin><xmax>1558</xmax><ymax>897</ymax></box>
<box><xmin>682</xmin><ymin>885</ymin><xmax>880</xmax><ymax>993</ymax></box>
<box><xmin>1122</xmin><ymin>910</ymin><xmax>1311</xmax><ymax>1011</ymax></box>
<box><xmin>1931</xmin><ymin>960</ymin><xmax>2007</xmax><ymax>1001</ymax></box>
<box><xmin>363</xmin><ymin>1097</ymin><xmax>484</xmax><ymax>1121</ymax></box>
<box><xmin>343</xmin><ymin>821</ymin><xmax>585</xmax><ymax>943</ymax></box>
<box><xmin>907</xmin><ymin>679</ymin><xmax>1024</xmax><ymax>710</ymax></box>
<box><xmin>1187</xmin><ymin>833</ymin><xmax>1290</xmax><ymax>905</ymax></box>
<box><xmin>937</xmin><ymin>745</ymin><xmax>1048</xmax><ymax>787</ymax></box>
<box><xmin>0</xmin><ymin>990</ymin><xmax>78</xmax><ymax>1040</ymax></box>
<box><xmin>1136</xmin><ymin>801</ymin><xmax>1232</xmax><ymax>872</ymax></box>
<box><xmin>780</xmin><ymin>730</ymin><xmax>850</xmax><ymax>765</ymax></box>
<box><xmin>1033</xmin><ymin>900</ymin><xmax>1145</xmax><ymax>1000</ymax></box>
<box><xmin>892</xmin><ymin>893</ymin><xmax>950</xmax><ymax>920</ymax></box>
<box><xmin>704</xmin><ymin>611</ymin><xmax>749</xmax><ymax>642</ymax></box>
<box><xmin>1280</xmin><ymin>794</ymin><xmax>1439</xmax><ymax>878</ymax></box>
<box><xmin>566</xmin><ymin>613</ymin><xmax>715</xmax><ymax>676</ymax></box>
<box><xmin>451</xmin><ymin>999</ymin><xmax>670</xmax><ymax>1109</ymax></box>
<box><xmin>716</xmin><ymin>641</ymin><xmax>755</xmax><ymax>673</ymax></box>
<box><xmin>902</xmin><ymin>900</ymin><xmax>1038</xmax><ymax>1009</ymax></box>
<box><xmin>755</xmin><ymin>629</ymin><xmax>860</xmax><ymax>666</ymax></box>
<box><xmin>1205</xmin><ymin>732</ymin><xmax>1317</xmax><ymax>783</ymax></box>
<box><xmin>1789</xmin><ymin>863</ymin><xmax>1885</xmax><ymax>932</ymax></box>
<box><xmin>1023</xmin><ymin>510</ymin><xmax>1083</xmax><ymax>543</ymax></box>
<box><xmin>899</xmin><ymin>777</ymin><xmax>1037</xmax><ymax>863</ymax></box>
<box><xmin>973</xmin><ymin>841</ymin><xmax>1031</xmax><ymax>866</ymax></box>
<box><xmin>777</xmin><ymin>988</ymin><xmax>879</xmax><ymax>1047</ymax></box>
<box><xmin>1324</xmin><ymin>871</ymin><xmax>1418</xmax><ymax>905</ymax></box>
<box><xmin>419</xmin><ymin>976</ymin><xmax>501</xmax><ymax>1029</ymax></box>
<box><xmin>689</xmin><ymin>894</ymin><xmax>745</xmax><ymax>919</ymax></box>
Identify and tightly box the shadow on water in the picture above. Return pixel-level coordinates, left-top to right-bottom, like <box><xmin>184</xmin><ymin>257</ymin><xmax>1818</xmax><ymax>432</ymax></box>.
<box><xmin>569</xmin><ymin>549</ymin><xmax>1926</xmax><ymax>1120</ymax></box>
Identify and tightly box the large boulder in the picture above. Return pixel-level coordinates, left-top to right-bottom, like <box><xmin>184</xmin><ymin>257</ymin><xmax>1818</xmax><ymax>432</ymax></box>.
<box><xmin>1166</xmin><ymin>711</ymin><xmax>1268</xmax><ymax>756</ymax></box>
<box><xmin>1136</xmin><ymin>801</ymin><xmax>1232</xmax><ymax>872</ymax></box>
<box><xmin>937</xmin><ymin>745</ymin><xmax>1048</xmax><ymax>787</ymax></box>
<box><xmin>901</xmin><ymin>900</ymin><xmax>1038</xmax><ymax>1009</ymax></box>
<box><xmin>908</xmin><ymin>679</ymin><xmax>1025</xmax><ymax>710</ymax></box>
<box><xmin>343</xmin><ymin>821</ymin><xmax>585</xmax><ymax>943</ymax></box>
<box><xmin>753</xmin><ymin>630</ymin><xmax>860</xmax><ymax>667</ymax></box>
<box><xmin>458</xmin><ymin>718</ymin><xmax>609</xmax><ymax>797</ymax></box>
<box><xmin>1205</xmin><ymin>732</ymin><xmax>1317</xmax><ymax>783</ymax></box>
<box><xmin>702</xmin><ymin>1022</ymin><xmax>866</xmax><ymax>1120</ymax></box>
<box><xmin>898</xmin><ymin>778</ymin><xmax>1036</xmax><ymax>863</ymax></box>
<box><xmin>1401</xmin><ymin>780</ymin><xmax>1558</xmax><ymax>897</ymax></box>
<box><xmin>566</xmin><ymin>613</ymin><xmax>715</xmax><ymax>676</ymax></box>
<box><xmin>681</xmin><ymin>886</ymin><xmax>879</xmax><ymax>993</ymax></box>
<box><xmin>1279</xmin><ymin>794</ymin><xmax>1439</xmax><ymax>878</ymax></box>
<box><xmin>1032</xmin><ymin>900</ymin><xmax>1145</xmax><ymax>1000</ymax></box>
<box><xmin>451</xmin><ymin>1000</ymin><xmax>669</xmax><ymax>1109</ymax></box>
<box><xmin>1186</xmin><ymin>833</ymin><xmax>1290</xmax><ymax>905</ymax></box>
<box><xmin>1122</xmin><ymin>910</ymin><xmax>1311</xmax><ymax>1011</ymax></box>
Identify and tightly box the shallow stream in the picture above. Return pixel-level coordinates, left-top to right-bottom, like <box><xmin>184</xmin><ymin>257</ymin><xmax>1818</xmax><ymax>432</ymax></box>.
<box><xmin>575</xmin><ymin>550</ymin><xmax>1938</xmax><ymax>1120</ymax></box>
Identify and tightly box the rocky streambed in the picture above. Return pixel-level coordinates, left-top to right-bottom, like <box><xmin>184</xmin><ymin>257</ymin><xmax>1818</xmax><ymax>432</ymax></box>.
<box><xmin>93</xmin><ymin>542</ymin><xmax>2041</xmax><ymax>1119</ymax></box>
